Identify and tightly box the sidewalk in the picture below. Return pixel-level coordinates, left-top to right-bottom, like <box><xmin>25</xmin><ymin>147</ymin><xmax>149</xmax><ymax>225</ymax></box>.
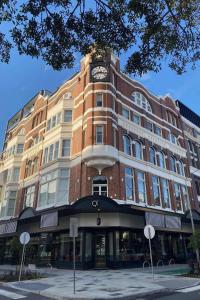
<box><xmin>3</xmin><ymin>266</ymin><xmax>200</xmax><ymax>300</ymax></box>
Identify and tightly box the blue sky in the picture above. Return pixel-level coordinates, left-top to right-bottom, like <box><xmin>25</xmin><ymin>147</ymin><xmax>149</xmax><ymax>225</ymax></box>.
<box><xmin>0</xmin><ymin>49</ymin><xmax>200</xmax><ymax>150</ymax></box>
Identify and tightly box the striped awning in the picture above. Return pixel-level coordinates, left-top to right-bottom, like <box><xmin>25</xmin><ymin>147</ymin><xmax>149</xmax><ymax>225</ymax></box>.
<box><xmin>0</xmin><ymin>221</ymin><xmax>17</xmax><ymax>235</ymax></box>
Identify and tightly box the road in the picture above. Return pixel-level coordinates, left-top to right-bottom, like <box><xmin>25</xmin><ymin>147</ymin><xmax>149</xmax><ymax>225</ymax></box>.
<box><xmin>0</xmin><ymin>285</ymin><xmax>51</xmax><ymax>300</ymax></box>
<box><xmin>135</xmin><ymin>284</ymin><xmax>200</xmax><ymax>300</ymax></box>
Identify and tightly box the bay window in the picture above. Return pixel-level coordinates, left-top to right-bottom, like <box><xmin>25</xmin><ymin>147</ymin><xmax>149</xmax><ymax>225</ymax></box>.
<box><xmin>39</xmin><ymin>168</ymin><xmax>70</xmax><ymax>207</ymax></box>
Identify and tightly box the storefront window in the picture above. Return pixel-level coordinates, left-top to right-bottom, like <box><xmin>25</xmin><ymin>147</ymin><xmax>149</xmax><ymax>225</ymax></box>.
<box><xmin>59</xmin><ymin>233</ymin><xmax>82</xmax><ymax>263</ymax></box>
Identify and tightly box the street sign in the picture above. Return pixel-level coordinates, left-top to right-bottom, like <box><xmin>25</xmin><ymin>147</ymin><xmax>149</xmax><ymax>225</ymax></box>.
<box><xmin>20</xmin><ymin>232</ymin><xmax>30</xmax><ymax>245</ymax></box>
<box><xmin>144</xmin><ymin>225</ymin><xmax>155</xmax><ymax>240</ymax></box>
<box><xmin>144</xmin><ymin>225</ymin><xmax>155</xmax><ymax>280</ymax></box>
<box><xmin>70</xmin><ymin>218</ymin><xmax>78</xmax><ymax>237</ymax></box>
<box><xmin>19</xmin><ymin>232</ymin><xmax>30</xmax><ymax>282</ymax></box>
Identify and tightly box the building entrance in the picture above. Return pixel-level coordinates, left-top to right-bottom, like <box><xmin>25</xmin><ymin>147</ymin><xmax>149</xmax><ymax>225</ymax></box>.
<box><xmin>95</xmin><ymin>233</ymin><xmax>106</xmax><ymax>268</ymax></box>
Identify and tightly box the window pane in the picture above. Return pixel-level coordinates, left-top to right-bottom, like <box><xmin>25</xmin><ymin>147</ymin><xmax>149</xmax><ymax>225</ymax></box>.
<box><xmin>96</xmin><ymin>126</ymin><xmax>103</xmax><ymax>144</ymax></box>
<box><xmin>154</xmin><ymin>126</ymin><xmax>161</xmax><ymax>136</ymax></box>
<box><xmin>152</xmin><ymin>176</ymin><xmax>160</xmax><ymax>206</ymax></box>
<box><xmin>160</xmin><ymin>179</ymin><xmax>170</xmax><ymax>208</ymax></box>
<box><xmin>39</xmin><ymin>183</ymin><xmax>48</xmax><ymax>206</ymax></box>
<box><xmin>52</xmin><ymin>115</ymin><xmax>56</xmax><ymax>128</ymax></box>
<box><xmin>125</xmin><ymin>167</ymin><xmax>134</xmax><ymax>200</ymax></box>
<box><xmin>13</xmin><ymin>168</ymin><xmax>20</xmax><ymax>182</ymax></box>
<box><xmin>135</xmin><ymin>141</ymin><xmax>142</xmax><ymax>159</ymax></box>
<box><xmin>16</xmin><ymin>144</ymin><xmax>24</xmax><ymax>153</ymax></box>
<box><xmin>132</xmin><ymin>114</ymin><xmax>140</xmax><ymax>125</ymax></box>
<box><xmin>49</xmin><ymin>144</ymin><xmax>54</xmax><ymax>162</ymax></box>
<box><xmin>54</xmin><ymin>141</ymin><xmax>59</xmax><ymax>160</ymax></box>
<box><xmin>48</xmin><ymin>180</ymin><xmax>56</xmax><ymax>204</ymax></box>
<box><xmin>43</xmin><ymin>147</ymin><xmax>48</xmax><ymax>164</ymax></box>
<box><xmin>123</xmin><ymin>136</ymin><xmax>131</xmax><ymax>155</ymax></box>
<box><xmin>122</xmin><ymin>107</ymin><xmax>129</xmax><ymax>119</ymax></box>
<box><xmin>149</xmin><ymin>147</ymin><xmax>156</xmax><ymax>164</ymax></box>
<box><xmin>64</xmin><ymin>110</ymin><xmax>72</xmax><ymax>122</ymax></box>
<box><xmin>137</xmin><ymin>171</ymin><xmax>146</xmax><ymax>203</ymax></box>
<box><xmin>174</xmin><ymin>183</ymin><xmax>182</xmax><ymax>211</ymax></box>
<box><xmin>62</xmin><ymin>139</ymin><xmax>71</xmax><ymax>156</ymax></box>
<box><xmin>96</xmin><ymin>94</ymin><xmax>103</xmax><ymax>107</ymax></box>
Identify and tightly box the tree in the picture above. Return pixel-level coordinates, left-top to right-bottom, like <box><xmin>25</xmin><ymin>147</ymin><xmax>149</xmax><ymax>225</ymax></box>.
<box><xmin>0</xmin><ymin>0</ymin><xmax>199</xmax><ymax>75</ymax></box>
<box><xmin>189</xmin><ymin>230</ymin><xmax>200</xmax><ymax>253</ymax></box>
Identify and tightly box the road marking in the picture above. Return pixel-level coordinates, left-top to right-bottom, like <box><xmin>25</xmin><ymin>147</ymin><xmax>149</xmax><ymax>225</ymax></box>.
<box><xmin>177</xmin><ymin>285</ymin><xmax>200</xmax><ymax>293</ymax></box>
<box><xmin>0</xmin><ymin>288</ymin><xmax>26</xmax><ymax>299</ymax></box>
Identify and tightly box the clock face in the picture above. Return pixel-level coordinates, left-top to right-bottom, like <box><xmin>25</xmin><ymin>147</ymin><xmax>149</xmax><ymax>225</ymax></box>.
<box><xmin>91</xmin><ymin>66</ymin><xmax>108</xmax><ymax>80</ymax></box>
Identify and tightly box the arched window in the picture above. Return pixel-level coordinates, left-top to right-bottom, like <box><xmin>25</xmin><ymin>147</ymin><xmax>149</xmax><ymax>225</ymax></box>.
<box><xmin>170</xmin><ymin>156</ymin><xmax>176</xmax><ymax>172</ymax></box>
<box><xmin>123</xmin><ymin>135</ymin><xmax>131</xmax><ymax>155</ymax></box>
<box><xmin>134</xmin><ymin>141</ymin><xmax>143</xmax><ymax>160</ymax></box>
<box><xmin>131</xmin><ymin>92</ymin><xmax>152</xmax><ymax>113</ymax></box>
<box><xmin>157</xmin><ymin>151</ymin><xmax>165</xmax><ymax>169</ymax></box>
<box><xmin>93</xmin><ymin>176</ymin><xmax>107</xmax><ymax>196</ymax></box>
<box><xmin>149</xmin><ymin>147</ymin><xmax>156</xmax><ymax>164</ymax></box>
<box><xmin>177</xmin><ymin>160</ymin><xmax>185</xmax><ymax>176</ymax></box>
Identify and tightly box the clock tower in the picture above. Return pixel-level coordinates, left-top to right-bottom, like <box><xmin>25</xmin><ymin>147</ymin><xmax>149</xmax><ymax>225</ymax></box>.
<box><xmin>90</xmin><ymin>49</ymin><xmax>111</xmax><ymax>82</ymax></box>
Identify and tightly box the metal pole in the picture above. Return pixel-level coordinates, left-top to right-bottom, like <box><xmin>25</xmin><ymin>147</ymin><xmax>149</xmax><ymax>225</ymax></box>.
<box><xmin>19</xmin><ymin>243</ymin><xmax>26</xmax><ymax>282</ymax></box>
<box><xmin>187</xmin><ymin>193</ymin><xmax>200</xmax><ymax>263</ymax></box>
<box><xmin>73</xmin><ymin>236</ymin><xmax>76</xmax><ymax>294</ymax></box>
<box><xmin>148</xmin><ymin>228</ymin><xmax>154</xmax><ymax>280</ymax></box>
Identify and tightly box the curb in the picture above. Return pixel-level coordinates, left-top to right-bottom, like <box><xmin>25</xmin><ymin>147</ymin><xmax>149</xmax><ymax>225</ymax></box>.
<box><xmin>41</xmin><ymin>288</ymin><xmax>170</xmax><ymax>300</ymax></box>
<box><xmin>4</xmin><ymin>280</ymin><xmax>200</xmax><ymax>300</ymax></box>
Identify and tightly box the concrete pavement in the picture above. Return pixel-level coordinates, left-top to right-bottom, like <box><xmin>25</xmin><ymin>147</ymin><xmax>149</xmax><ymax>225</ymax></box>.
<box><xmin>2</xmin><ymin>265</ymin><xmax>199</xmax><ymax>300</ymax></box>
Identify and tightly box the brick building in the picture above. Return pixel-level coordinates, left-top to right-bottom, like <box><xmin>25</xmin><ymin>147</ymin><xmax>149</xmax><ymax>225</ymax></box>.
<box><xmin>0</xmin><ymin>50</ymin><xmax>199</xmax><ymax>269</ymax></box>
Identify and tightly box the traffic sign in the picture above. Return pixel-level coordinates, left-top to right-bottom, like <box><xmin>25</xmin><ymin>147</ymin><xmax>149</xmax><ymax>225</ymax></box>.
<box><xmin>20</xmin><ymin>232</ymin><xmax>30</xmax><ymax>245</ymax></box>
<box><xmin>70</xmin><ymin>218</ymin><xmax>78</xmax><ymax>238</ymax></box>
<box><xmin>144</xmin><ymin>225</ymin><xmax>155</xmax><ymax>240</ymax></box>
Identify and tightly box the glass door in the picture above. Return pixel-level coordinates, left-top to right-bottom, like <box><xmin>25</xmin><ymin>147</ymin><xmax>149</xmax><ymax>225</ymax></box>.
<box><xmin>95</xmin><ymin>234</ymin><xmax>106</xmax><ymax>268</ymax></box>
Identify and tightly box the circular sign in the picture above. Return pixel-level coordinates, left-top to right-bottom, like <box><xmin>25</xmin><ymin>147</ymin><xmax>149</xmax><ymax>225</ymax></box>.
<box><xmin>20</xmin><ymin>232</ymin><xmax>30</xmax><ymax>245</ymax></box>
<box><xmin>144</xmin><ymin>225</ymin><xmax>155</xmax><ymax>240</ymax></box>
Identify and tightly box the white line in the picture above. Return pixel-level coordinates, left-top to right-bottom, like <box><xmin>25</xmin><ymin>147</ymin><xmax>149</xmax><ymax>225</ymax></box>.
<box><xmin>0</xmin><ymin>288</ymin><xmax>26</xmax><ymax>299</ymax></box>
<box><xmin>177</xmin><ymin>285</ymin><xmax>200</xmax><ymax>293</ymax></box>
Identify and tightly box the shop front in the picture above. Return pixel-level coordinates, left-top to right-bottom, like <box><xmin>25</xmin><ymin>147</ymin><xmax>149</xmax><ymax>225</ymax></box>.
<box><xmin>0</xmin><ymin>195</ymin><xmax>199</xmax><ymax>269</ymax></box>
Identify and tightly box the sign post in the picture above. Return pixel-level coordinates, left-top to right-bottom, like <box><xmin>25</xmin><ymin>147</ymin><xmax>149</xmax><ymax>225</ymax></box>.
<box><xmin>19</xmin><ymin>232</ymin><xmax>30</xmax><ymax>282</ymax></box>
<box><xmin>70</xmin><ymin>218</ymin><xmax>78</xmax><ymax>294</ymax></box>
<box><xmin>144</xmin><ymin>225</ymin><xmax>155</xmax><ymax>279</ymax></box>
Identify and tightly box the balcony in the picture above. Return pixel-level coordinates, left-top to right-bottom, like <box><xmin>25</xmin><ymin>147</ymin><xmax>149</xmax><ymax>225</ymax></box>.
<box><xmin>82</xmin><ymin>145</ymin><xmax>118</xmax><ymax>174</ymax></box>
